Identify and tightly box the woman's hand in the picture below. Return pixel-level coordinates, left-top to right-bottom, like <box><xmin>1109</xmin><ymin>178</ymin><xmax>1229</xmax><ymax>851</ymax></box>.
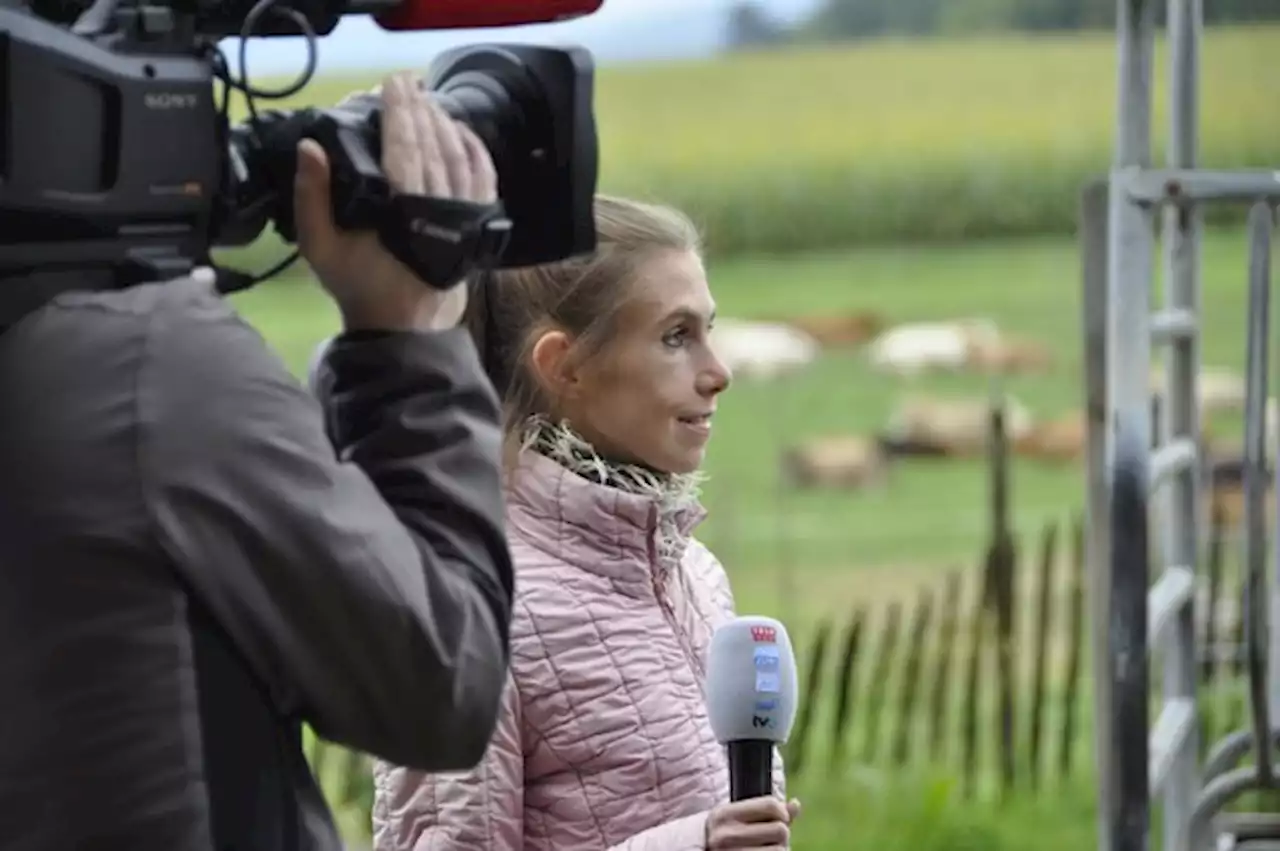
<box><xmin>293</xmin><ymin>70</ymin><xmax>497</xmax><ymax>332</ymax></box>
<box><xmin>705</xmin><ymin>797</ymin><xmax>802</xmax><ymax>849</ymax></box>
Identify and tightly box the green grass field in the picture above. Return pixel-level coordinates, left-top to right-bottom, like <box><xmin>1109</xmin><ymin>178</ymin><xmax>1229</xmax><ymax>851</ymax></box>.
<box><xmin>219</xmin><ymin>24</ymin><xmax>1280</xmax><ymax>269</ymax></box>
<box><xmin>234</xmin><ymin>224</ymin><xmax>1262</xmax><ymax>624</ymax></box>
<box><xmin>242</xmin><ymin>223</ymin><xmax>1254</xmax><ymax>851</ymax></box>
<box><xmin>313</xmin><ymin>747</ymin><xmax>1102</xmax><ymax>851</ymax></box>
<box><xmin>218</xmin><ymin>26</ymin><xmax>1279</xmax><ymax>623</ymax></box>
<box><xmin>218</xmin><ymin>25</ymin><xmax>1278</xmax><ymax>847</ymax></box>
<box><xmin>246</xmin><ymin>224</ymin><xmax>1258</xmax><ymax>850</ymax></box>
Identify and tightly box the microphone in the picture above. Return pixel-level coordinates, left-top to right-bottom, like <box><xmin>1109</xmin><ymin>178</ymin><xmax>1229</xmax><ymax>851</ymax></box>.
<box><xmin>705</xmin><ymin>616</ymin><xmax>799</xmax><ymax>802</ymax></box>
<box><xmin>375</xmin><ymin>0</ymin><xmax>604</xmax><ymax>32</ymax></box>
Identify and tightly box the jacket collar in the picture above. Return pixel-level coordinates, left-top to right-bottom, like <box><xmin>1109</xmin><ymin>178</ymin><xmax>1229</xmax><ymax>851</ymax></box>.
<box><xmin>506</xmin><ymin>416</ymin><xmax>707</xmax><ymax>583</ymax></box>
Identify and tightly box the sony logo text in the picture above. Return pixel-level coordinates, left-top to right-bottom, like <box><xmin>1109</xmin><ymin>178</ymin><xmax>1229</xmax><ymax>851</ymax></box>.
<box><xmin>144</xmin><ymin>92</ymin><xmax>199</xmax><ymax>110</ymax></box>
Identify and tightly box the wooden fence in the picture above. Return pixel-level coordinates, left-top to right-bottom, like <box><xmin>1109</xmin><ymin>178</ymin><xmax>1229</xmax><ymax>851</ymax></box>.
<box><xmin>780</xmin><ymin>497</ymin><xmax>1255</xmax><ymax>802</ymax></box>
<box><xmin>311</xmin><ymin>502</ymin><xmax>1256</xmax><ymax>821</ymax></box>
<box><xmin>306</xmin><ymin>404</ymin><xmax>1261</xmax><ymax>819</ymax></box>
<box><xmin>779</xmin><ymin>401</ymin><xmax>1257</xmax><ymax>801</ymax></box>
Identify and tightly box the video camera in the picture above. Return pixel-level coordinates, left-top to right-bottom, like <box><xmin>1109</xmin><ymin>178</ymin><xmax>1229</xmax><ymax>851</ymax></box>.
<box><xmin>0</xmin><ymin>0</ymin><xmax>602</xmax><ymax>324</ymax></box>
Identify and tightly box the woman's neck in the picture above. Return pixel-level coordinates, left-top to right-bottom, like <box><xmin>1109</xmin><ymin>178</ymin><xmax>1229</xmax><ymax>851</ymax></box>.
<box><xmin>519</xmin><ymin>414</ymin><xmax>704</xmax><ymax>511</ymax></box>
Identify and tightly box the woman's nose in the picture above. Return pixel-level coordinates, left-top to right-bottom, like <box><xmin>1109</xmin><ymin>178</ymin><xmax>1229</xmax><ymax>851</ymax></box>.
<box><xmin>700</xmin><ymin>350</ymin><xmax>732</xmax><ymax>396</ymax></box>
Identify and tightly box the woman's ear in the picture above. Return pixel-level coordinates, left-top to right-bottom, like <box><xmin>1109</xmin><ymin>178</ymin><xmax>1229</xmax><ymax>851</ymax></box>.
<box><xmin>529</xmin><ymin>329</ymin><xmax>578</xmax><ymax>401</ymax></box>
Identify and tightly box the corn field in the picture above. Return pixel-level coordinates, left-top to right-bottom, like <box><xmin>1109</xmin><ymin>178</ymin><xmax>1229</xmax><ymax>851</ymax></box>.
<box><xmin>220</xmin><ymin>23</ymin><xmax>1280</xmax><ymax>271</ymax></box>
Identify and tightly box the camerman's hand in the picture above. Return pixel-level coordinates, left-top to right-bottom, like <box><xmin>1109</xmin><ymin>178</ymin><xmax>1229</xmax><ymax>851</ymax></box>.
<box><xmin>294</xmin><ymin>71</ymin><xmax>497</xmax><ymax>332</ymax></box>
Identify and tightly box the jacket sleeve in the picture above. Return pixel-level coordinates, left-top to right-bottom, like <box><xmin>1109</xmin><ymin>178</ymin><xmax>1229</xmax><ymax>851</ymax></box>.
<box><xmin>604</xmin><ymin>811</ymin><xmax>710</xmax><ymax>851</ymax></box>
<box><xmin>371</xmin><ymin>674</ymin><xmax>524</xmax><ymax>851</ymax></box>
<box><xmin>690</xmin><ymin>539</ymin><xmax>789</xmax><ymax>801</ymax></box>
<box><xmin>137</xmin><ymin>288</ymin><xmax>514</xmax><ymax>771</ymax></box>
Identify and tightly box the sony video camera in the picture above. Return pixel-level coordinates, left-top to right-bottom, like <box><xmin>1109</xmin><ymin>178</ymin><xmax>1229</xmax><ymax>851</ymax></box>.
<box><xmin>0</xmin><ymin>0</ymin><xmax>601</xmax><ymax>323</ymax></box>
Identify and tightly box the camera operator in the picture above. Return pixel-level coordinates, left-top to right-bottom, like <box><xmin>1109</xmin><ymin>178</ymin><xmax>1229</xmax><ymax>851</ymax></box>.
<box><xmin>0</xmin><ymin>71</ymin><xmax>513</xmax><ymax>851</ymax></box>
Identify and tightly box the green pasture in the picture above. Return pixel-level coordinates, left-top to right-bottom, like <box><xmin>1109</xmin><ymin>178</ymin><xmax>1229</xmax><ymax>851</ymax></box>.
<box><xmin>253</xmin><ymin>224</ymin><xmax>1258</xmax><ymax>849</ymax></box>
<box><xmin>216</xmin><ymin>25</ymin><xmax>1279</xmax><ymax>847</ymax></box>
<box><xmin>234</xmin><ymin>223</ymin><xmax>1262</xmax><ymax>624</ymax></box>
<box><xmin>219</xmin><ymin>24</ymin><xmax>1280</xmax><ymax>268</ymax></box>
<box><xmin>314</xmin><ymin>751</ymin><xmax>1102</xmax><ymax>851</ymax></box>
<box><xmin>216</xmin><ymin>24</ymin><xmax>1280</xmax><ymax>626</ymax></box>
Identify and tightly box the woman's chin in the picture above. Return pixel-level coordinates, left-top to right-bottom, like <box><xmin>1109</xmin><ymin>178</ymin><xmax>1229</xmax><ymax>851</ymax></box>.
<box><xmin>658</xmin><ymin>447</ymin><xmax>706</xmax><ymax>476</ymax></box>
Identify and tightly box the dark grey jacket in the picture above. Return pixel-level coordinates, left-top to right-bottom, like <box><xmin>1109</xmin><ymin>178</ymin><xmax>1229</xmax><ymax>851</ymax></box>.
<box><xmin>0</xmin><ymin>275</ymin><xmax>515</xmax><ymax>851</ymax></box>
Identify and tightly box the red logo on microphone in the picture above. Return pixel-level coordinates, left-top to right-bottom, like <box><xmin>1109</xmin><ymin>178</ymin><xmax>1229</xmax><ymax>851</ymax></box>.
<box><xmin>751</xmin><ymin>626</ymin><xmax>777</xmax><ymax>643</ymax></box>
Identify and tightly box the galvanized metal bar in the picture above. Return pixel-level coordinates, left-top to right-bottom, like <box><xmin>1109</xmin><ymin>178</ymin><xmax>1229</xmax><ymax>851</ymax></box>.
<box><xmin>1111</xmin><ymin>415</ymin><xmax>1153</xmax><ymax>851</ymax></box>
<box><xmin>1148</xmin><ymin>565</ymin><xmax>1196</xmax><ymax>646</ymax></box>
<box><xmin>1258</xmin><ymin>202</ymin><xmax>1280</xmax><ymax>741</ymax></box>
<box><xmin>1190</xmin><ymin>767</ymin><xmax>1279</xmax><ymax>851</ymax></box>
<box><xmin>1216</xmin><ymin>813</ymin><xmax>1280</xmax><ymax>840</ymax></box>
<box><xmin>1122</xmin><ymin>169</ymin><xmax>1280</xmax><ymax>205</ymax></box>
<box><xmin>1106</xmin><ymin>0</ymin><xmax>1159</xmax><ymax>848</ymax></box>
<box><xmin>1150</xmin><ymin>438</ymin><xmax>1197</xmax><ymax>491</ymax></box>
<box><xmin>1204</xmin><ymin>729</ymin><xmax>1276</xmax><ymax>783</ymax></box>
<box><xmin>1243</xmin><ymin>202</ymin><xmax>1276</xmax><ymax>790</ymax></box>
<box><xmin>1082</xmin><ymin>176</ymin><xmax>1114</xmax><ymax>851</ymax></box>
<box><xmin>1150</xmin><ymin>307</ymin><xmax>1198</xmax><ymax>343</ymax></box>
<box><xmin>1150</xmin><ymin>697</ymin><xmax>1198</xmax><ymax>794</ymax></box>
<box><xmin>1159</xmin><ymin>2</ymin><xmax>1203</xmax><ymax>848</ymax></box>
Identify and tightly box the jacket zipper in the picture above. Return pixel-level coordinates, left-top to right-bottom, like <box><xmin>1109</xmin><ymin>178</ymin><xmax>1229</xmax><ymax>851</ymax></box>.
<box><xmin>650</xmin><ymin>529</ymin><xmax>706</xmax><ymax>681</ymax></box>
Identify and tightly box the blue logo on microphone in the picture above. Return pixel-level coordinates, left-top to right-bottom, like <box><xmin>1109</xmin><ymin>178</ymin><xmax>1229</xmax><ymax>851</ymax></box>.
<box><xmin>753</xmin><ymin>647</ymin><xmax>780</xmax><ymax>671</ymax></box>
<box><xmin>755</xmin><ymin>672</ymin><xmax>780</xmax><ymax>694</ymax></box>
<box><xmin>754</xmin><ymin>698</ymin><xmax>779</xmax><ymax>712</ymax></box>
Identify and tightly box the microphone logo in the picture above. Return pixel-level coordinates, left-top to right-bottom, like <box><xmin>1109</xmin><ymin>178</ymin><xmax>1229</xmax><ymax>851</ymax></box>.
<box><xmin>750</xmin><ymin>625</ymin><xmax>777</xmax><ymax>643</ymax></box>
<box><xmin>752</xmin><ymin>715</ymin><xmax>775</xmax><ymax>729</ymax></box>
<box><xmin>754</xmin><ymin>647</ymin><xmax>780</xmax><ymax>671</ymax></box>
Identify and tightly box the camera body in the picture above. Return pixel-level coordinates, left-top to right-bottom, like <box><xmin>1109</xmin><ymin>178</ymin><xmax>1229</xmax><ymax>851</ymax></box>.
<box><xmin>0</xmin><ymin>0</ymin><xmax>600</xmax><ymax>313</ymax></box>
<box><xmin>0</xmin><ymin>6</ymin><xmax>221</xmax><ymax>286</ymax></box>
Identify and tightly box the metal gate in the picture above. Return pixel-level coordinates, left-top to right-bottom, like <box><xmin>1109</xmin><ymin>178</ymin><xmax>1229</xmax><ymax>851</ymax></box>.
<box><xmin>1085</xmin><ymin>1</ymin><xmax>1280</xmax><ymax>850</ymax></box>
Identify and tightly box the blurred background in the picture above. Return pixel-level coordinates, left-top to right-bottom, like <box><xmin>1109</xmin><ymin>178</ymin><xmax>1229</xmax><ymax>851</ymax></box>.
<box><xmin>215</xmin><ymin>1</ymin><xmax>1280</xmax><ymax>848</ymax></box>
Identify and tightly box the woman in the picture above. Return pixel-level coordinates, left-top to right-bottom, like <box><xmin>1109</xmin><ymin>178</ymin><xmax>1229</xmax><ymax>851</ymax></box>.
<box><xmin>371</xmin><ymin>195</ymin><xmax>801</xmax><ymax>850</ymax></box>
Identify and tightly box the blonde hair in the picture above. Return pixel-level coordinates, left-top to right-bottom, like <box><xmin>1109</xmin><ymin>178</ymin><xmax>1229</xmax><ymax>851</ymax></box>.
<box><xmin>465</xmin><ymin>194</ymin><xmax>702</xmax><ymax>462</ymax></box>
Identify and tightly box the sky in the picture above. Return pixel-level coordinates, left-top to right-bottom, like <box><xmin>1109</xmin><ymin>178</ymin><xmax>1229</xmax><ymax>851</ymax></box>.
<box><xmin>220</xmin><ymin>0</ymin><xmax>821</xmax><ymax>76</ymax></box>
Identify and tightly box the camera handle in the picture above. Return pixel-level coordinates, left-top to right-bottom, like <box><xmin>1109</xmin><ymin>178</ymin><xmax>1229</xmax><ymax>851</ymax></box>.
<box><xmin>214</xmin><ymin>193</ymin><xmax>511</xmax><ymax>296</ymax></box>
<box><xmin>215</xmin><ymin>110</ymin><xmax>513</xmax><ymax>295</ymax></box>
<box><xmin>376</xmin><ymin>195</ymin><xmax>512</xmax><ymax>291</ymax></box>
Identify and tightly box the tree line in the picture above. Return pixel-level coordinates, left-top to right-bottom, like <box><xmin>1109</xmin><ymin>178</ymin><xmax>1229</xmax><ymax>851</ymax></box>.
<box><xmin>728</xmin><ymin>0</ymin><xmax>1280</xmax><ymax>50</ymax></box>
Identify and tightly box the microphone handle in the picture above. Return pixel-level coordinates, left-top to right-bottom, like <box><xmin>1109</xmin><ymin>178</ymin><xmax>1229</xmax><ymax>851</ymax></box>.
<box><xmin>726</xmin><ymin>740</ymin><xmax>773</xmax><ymax>801</ymax></box>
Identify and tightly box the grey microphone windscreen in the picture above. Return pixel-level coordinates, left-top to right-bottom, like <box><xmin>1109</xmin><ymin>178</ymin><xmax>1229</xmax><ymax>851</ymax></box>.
<box><xmin>705</xmin><ymin>616</ymin><xmax>799</xmax><ymax>744</ymax></box>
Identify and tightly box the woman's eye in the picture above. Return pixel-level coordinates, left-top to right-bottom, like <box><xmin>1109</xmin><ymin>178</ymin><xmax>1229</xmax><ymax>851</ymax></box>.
<box><xmin>663</xmin><ymin>327</ymin><xmax>689</xmax><ymax>348</ymax></box>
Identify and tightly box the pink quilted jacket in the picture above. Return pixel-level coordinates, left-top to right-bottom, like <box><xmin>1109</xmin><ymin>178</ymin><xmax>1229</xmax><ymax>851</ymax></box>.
<box><xmin>371</xmin><ymin>424</ymin><xmax>786</xmax><ymax>850</ymax></box>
